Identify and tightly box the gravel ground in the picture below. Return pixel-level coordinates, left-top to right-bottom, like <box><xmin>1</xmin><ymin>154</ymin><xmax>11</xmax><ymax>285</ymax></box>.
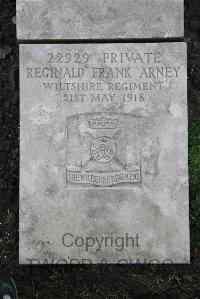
<box><xmin>0</xmin><ymin>0</ymin><xmax>200</xmax><ymax>298</ymax></box>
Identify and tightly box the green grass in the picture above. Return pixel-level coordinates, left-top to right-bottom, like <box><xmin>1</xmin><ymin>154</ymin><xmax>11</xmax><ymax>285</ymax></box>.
<box><xmin>189</xmin><ymin>117</ymin><xmax>200</xmax><ymax>246</ymax></box>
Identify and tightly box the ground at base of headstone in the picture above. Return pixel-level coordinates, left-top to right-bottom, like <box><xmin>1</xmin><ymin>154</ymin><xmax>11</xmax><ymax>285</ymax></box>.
<box><xmin>0</xmin><ymin>0</ymin><xmax>200</xmax><ymax>298</ymax></box>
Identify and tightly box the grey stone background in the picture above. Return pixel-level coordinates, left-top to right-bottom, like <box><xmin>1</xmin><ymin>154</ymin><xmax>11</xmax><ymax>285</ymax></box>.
<box><xmin>0</xmin><ymin>0</ymin><xmax>200</xmax><ymax>298</ymax></box>
<box><xmin>17</xmin><ymin>0</ymin><xmax>184</xmax><ymax>39</ymax></box>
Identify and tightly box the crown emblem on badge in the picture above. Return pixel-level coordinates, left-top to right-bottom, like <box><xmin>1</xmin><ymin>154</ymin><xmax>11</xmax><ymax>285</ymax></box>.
<box><xmin>88</xmin><ymin>114</ymin><xmax>118</xmax><ymax>129</ymax></box>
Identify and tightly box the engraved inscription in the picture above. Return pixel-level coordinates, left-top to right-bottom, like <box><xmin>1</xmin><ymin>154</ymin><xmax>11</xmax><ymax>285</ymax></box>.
<box><xmin>25</xmin><ymin>49</ymin><xmax>182</xmax><ymax>109</ymax></box>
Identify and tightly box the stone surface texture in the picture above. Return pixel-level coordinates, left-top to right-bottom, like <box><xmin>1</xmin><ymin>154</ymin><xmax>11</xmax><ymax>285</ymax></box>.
<box><xmin>17</xmin><ymin>0</ymin><xmax>184</xmax><ymax>40</ymax></box>
<box><xmin>20</xmin><ymin>43</ymin><xmax>189</xmax><ymax>264</ymax></box>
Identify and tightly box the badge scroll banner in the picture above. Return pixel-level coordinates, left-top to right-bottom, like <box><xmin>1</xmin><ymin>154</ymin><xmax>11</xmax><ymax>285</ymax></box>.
<box><xmin>66</xmin><ymin>169</ymin><xmax>141</xmax><ymax>187</ymax></box>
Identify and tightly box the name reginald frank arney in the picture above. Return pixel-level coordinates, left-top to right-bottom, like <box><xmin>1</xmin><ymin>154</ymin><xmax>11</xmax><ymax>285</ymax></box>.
<box><xmin>26</xmin><ymin>66</ymin><xmax>181</xmax><ymax>79</ymax></box>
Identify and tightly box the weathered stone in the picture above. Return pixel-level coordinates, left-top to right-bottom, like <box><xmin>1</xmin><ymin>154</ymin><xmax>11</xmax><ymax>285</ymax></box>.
<box><xmin>20</xmin><ymin>43</ymin><xmax>189</xmax><ymax>264</ymax></box>
<box><xmin>17</xmin><ymin>0</ymin><xmax>184</xmax><ymax>40</ymax></box>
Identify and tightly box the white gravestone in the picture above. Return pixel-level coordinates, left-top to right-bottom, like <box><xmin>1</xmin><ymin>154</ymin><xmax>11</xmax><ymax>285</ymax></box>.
<box><xmin>19</xmin><ymin>43</ymin><xmax>190</xmax><ymax>264</ymax></box>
